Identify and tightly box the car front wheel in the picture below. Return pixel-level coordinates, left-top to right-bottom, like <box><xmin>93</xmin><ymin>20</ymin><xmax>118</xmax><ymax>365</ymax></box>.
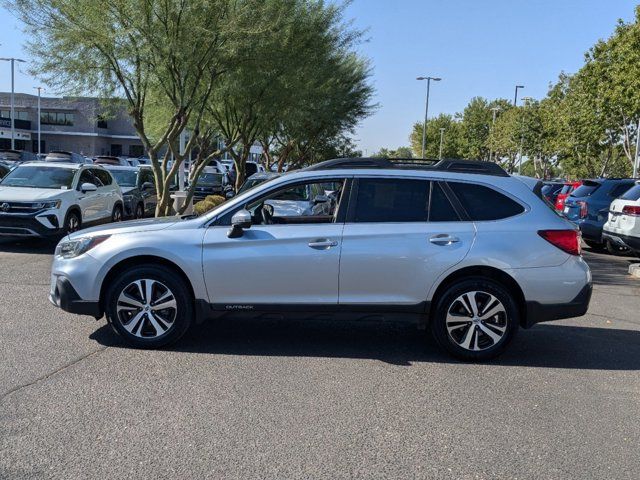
<box><xmin>64</xmin><ymin>211</ymin><xmax>81</xmax><ymax>234</ymax></box>
<box><xmin>430</xmin><ymin>278</ymin><xmax>519</xmax><ymax>361</ymax></box>
<box><xmin>104</xmin><ymin>265</ymin><xmax>193</xmax><ymax>348</ymax></box>
<box><xmin>112</xmin><ymin>204</ymin><xmax>123</xmax><ymax>222</ymax></box>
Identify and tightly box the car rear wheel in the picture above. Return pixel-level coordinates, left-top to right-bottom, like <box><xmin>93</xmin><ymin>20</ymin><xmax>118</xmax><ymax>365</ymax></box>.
<box><xmin>430</xmin><ymin>278</ymin><xmax>519</xmax><ymax>361</ymax></box>
<box><xmin>135</xmin><ymin>203</ymin><xmax>144</xmax><ymax>219</ymax></box>
<box><xmin>104</xmin><ymin>265</ymin><xmax>193</xmax><ymax>348</ymax></box>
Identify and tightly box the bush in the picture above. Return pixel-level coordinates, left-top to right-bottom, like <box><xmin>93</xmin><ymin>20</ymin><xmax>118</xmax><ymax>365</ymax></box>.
<box><xmin>193</xmin><ymin>195</ymin><xmax>226</xmax><ymax>216</ymax></box>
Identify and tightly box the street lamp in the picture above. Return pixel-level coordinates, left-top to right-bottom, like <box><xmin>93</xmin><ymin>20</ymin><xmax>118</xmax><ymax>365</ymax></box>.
<box><xmin>489</xmin><ymin>106</ymin><xmax>501</xmax><ymax>162</ymax></box>
<box><xmin>438</xmin><ymin>127</ymin><xmax>445</xmax><ymax>160</ymax></box>
<box><xmin>0</xmin><ymin>57</ymin><xmax>26</xmax><ymax>150</ymax></box>
<box><xmin>518</xmin><ymin>96</ymin><xmax>534</xmax><ymax>175</ymax></box>
<box><xmin>416</xmin><ymin>76</ymin><xmax>441</xmax><ymax>158</ymax></box>
<box><xmin>34</xmin><ymin>87</ymin><xmax>44</xmax><ymax>155</ymax></box>
<box><xmin>514</xmin><ymin>85</ymin><xmax>524</xmax><ymax>106</ymax></box>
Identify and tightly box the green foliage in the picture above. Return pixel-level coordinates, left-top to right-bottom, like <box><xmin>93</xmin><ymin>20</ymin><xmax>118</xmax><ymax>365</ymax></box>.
<box><xmin>410</xmin><ymin>113</ymin><xmax>464</xmax><ymax>159</ymax></box>
<box><xmin>193</xmin><ymin>195</ymin><xmax>226</xmax><ymax>216</ymax></box>
<box><xmin>372</xmin><ymin>146</ymin><xmax>413</xmax><ymax>158</ymax></box>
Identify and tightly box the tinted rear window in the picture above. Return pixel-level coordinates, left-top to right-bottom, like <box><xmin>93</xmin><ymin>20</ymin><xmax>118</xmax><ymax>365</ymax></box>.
<box><xmin>620</xmin><ymin>184</ymin><xmax>640</xmax><ymax>201</ymax></box>
<box><xmin>354</xmin><ymin>178</ymin><xmax>430</xmax><ymax>222</ymax></box>
<box><xmin>448</xmin><ymin>182</ymin><xmax>525</xmax><ymax>221</ymax></box>
<box><xmin>609</xmin><ymin>182</ymin><xmax>634</xmax><ymax>198</ymax></box>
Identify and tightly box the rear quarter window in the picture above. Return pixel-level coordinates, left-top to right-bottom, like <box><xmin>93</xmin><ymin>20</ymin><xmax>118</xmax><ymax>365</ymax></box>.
<box><xmin>608</xmin><ymin>182</ymin><xmax>634</xmax><ymax>198</ymax></box>
<box><xmin>448</xmin><ymin>182</ymin><xmax>525</xmax><ymax>221</ymax></box>
<box><xmin>620</xmin><ymin>184</ymin><xmax>640</xmax><ymax>201</ymax></box>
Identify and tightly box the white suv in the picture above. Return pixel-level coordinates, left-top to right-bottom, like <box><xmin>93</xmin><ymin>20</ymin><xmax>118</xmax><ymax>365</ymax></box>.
<box><xmin>602</xmin><ymin>180</ymin><xmax>640</xmax><ymax>255</ymax></box>
<box><xmin>0</xmin><ymin>162</ymin><xmax>123</xmax><ymax>238</ymax></box>
<box><xmin>49</xmin><ymin>158</ymin><xmax>591</xmax><ymax>361</ymax></box>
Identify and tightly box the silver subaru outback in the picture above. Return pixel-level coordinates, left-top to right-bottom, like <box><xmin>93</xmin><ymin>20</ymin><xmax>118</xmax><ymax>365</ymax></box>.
<box><xmin>50</xmin><ymin>158</ymin><xmax>591</xmax><ymax>361</ymax></box>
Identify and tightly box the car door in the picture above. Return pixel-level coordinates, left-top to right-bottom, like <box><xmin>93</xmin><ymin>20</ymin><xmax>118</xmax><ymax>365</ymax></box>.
<box><xmin>338</xmin><ymin>177</ymin><xmax>475</xmax><ymax>306</ymax></box>
<box><xmin>201</xmin><ymin>177</ymin><xmax>348</xmax><ymax>306</ymax></box>
<box><xmin>75</xmin><ymin>169</ymin><xmax>102</xmax><ymax>223</ymax></box>
<box><xmin>91</xmin><ymin>168</ymin><xmax>116</xmax><ymax>219</ymax></box>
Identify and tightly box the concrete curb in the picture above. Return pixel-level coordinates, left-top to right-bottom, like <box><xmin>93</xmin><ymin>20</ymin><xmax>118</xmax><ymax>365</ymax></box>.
<box><xmin>629</xmin><ymin>263</ymin><xmax>640</xmax><ymax>278</ymax></box>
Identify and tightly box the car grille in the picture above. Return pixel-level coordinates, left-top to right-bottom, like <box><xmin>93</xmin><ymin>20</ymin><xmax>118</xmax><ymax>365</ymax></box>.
<box><xmin>0</xmin><ymin>201</ymin><xmax>44</xmax><ymax>214</ymax></box>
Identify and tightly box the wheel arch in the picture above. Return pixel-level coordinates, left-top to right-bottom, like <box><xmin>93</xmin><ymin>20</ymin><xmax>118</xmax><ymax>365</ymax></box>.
<box><xmin>65</xmin><ymin>205</ymin><xmax>82</xmax><ymax>224</ymax></box>
<box><xmin>99</xmin><ymin>255</ymin><xmax>196</xmax><ymax>314</ymax></box>
<box><xmin>429</xmin><ymin>265</ymin><xmax>527</xmax><ymax>328</ymax></box>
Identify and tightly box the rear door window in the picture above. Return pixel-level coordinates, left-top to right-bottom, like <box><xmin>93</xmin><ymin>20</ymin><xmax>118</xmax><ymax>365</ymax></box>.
<box><xmin>447</xmin><ymin>182</ymin><xmax>524</xmax><ymax>221</ymax></box>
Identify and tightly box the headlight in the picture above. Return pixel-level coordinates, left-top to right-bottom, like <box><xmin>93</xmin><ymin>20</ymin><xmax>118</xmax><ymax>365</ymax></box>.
<box><xmin>33</xmin><ymin>200</ymin><xmax>61</xmax><ymax>210</ymax></box>
<box><xmin>55</xmin><ymin>235</ymin><xmax>111</xmax><ymax>259</ymax></box>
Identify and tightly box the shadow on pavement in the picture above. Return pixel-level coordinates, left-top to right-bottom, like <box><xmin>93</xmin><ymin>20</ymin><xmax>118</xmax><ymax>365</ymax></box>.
<box><xmin>0</xmin><ymin>238</ymin><xmax>56</xmax><ymax>254</ymax></box>
<box><xmin>90</xmin><ymin>317</ymin><xmax>640</xmax><ymax>370</ymax></box>
<box><xmin>583</xmin><ymin>250</ymin><xmax>639</xmax><ymax>287</ymax></box>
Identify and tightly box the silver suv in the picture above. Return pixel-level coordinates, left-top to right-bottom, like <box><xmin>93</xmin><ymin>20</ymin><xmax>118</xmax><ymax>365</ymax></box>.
<box><xmin>49</xmin><ymin>158</ymin><xmax>592</xmax><ymax>361</ymax></box>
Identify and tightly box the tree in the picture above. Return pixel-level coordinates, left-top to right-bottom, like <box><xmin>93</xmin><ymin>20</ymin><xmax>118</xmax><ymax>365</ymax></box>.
<box><xmin>9</xmin><ymin>0</ymin><xmax>241</xmax><ymax>215</ymax></box>
<box><xmin>372</xmin><ymin>146</ymin><xmax>413</xmax><ymax>158</ymax></box>
<box><xmin>410</xmin><ymin>114</ymin><xmax>463</xmax><ymax>159</ymax></box>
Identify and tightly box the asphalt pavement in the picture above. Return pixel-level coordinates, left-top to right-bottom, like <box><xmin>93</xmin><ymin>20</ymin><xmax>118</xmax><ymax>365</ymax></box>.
<box><xmin>0</xmin><ymin>239</ymin><xmax>639</xmax><ymax>479</ymax></box>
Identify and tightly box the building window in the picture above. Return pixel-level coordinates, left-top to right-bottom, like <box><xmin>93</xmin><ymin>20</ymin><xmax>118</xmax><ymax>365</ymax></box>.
<box><xmin>0</xmin><ymin>110</ymin><xmax>28</xmax><ymax>120</ymax></box>
<box><xmin>128</xmin><ymin>145</ymin><xmax>144</xmax><ymax>157</ymax></box>
<box><xmin>41</xmin><ymin>112</ymin><xmax>74</xmax><ymax>126</ymax></box>
<box><xmin>110</xmin><ymin>144</ymin><xmax>122</xmax><ymax>156</ymax></box>
<box><xmin>97</xmin><ymin>116</ymin><xmax>108</xmax><ymax>129</ymax></box>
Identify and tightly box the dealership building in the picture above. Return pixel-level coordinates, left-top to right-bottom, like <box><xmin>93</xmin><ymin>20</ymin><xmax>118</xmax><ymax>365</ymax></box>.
<box><xmin>0</xmin><ymin>92</ymin><xmax>144</xmax><ymax>157</ymax></box>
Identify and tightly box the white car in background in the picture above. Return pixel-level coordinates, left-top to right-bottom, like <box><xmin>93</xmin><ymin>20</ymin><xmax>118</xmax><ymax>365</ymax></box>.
<box><xmin>0</xmin><ymin>162</ymin><xmax>123</xmax><ymax>238</ymax></box>
<box><xmin>602</xmin><ymin>180</ymin><xmax>640</xmax><ymax>254</ymax></box>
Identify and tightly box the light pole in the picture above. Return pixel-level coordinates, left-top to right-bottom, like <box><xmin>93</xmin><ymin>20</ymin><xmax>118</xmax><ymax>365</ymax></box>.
<box><xmin>34</xmin><ymin>87</ymin><xmax>43</xmax><ymax>155</ymax></box>
<box><xmin>514</xmin><ymin>85</ymin><xmax>524</xmax><ymax>106</ymax></box>
<box><xmin>518</xmin><ymin>97</ymin><xmax>533</xmax><ymax>175</ymax></box>
<box><xmin>438</xmin><ymin>128</ymin><xmax>445</xmax><ymax>159</ymax></box>
<box><xmin>0</xmin><ymin>57</ymin><xmax>26</xmax><ymax>150</ymax></box>
<box><xmin>489</xmin><ymin>106</ymin><xmax>501</xmax><ymax>162</ymax></box>
<box><xmin>417</xmin><ymin>76</ymin><xmax>441</xmax><ymax>158</ymax></box>
<box><xmin>634</xmin><ymin>118</ymin><xmax>640</xmax><ymax>178</ymax></box>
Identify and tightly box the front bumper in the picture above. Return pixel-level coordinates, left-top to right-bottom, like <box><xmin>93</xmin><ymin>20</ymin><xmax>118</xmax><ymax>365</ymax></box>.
<box><xmin>525</xmin><ymin>283</ymin><xmax>592</xmax><ymax>328</ymax></box>
<box><xmin>49</xmin><ymin>275</ymin><xmax>102</xmax><ymax>318</ymax></box>
<box><xmin>0</xmin><ymin>213</ymin><xmax>63</xmax><ymax>238</ymax></box>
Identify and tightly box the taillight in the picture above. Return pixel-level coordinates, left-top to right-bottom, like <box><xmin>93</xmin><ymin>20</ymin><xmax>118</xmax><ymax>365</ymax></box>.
<box><xmin>577</xmin><ymin>201</ymin><xmax>588</xmax><ymax>218</ymax></box>
<box><xmin>622</xmin><ymin>205</ymin><xmax>640</xmax><ymax>216</ymax></box>
<box><xmin>538</xmin><ymin>229</ymin><xmax>581</xmax><ymax>256</ymax></box>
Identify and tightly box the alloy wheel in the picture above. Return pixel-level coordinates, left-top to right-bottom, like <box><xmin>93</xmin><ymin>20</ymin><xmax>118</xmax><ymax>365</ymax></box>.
<box><xmin>445</xmin><ymin>291</ymin><xmax>508</xmax><ymax>351</ymax></box>
<box><xmin>116</xmin><ymin>279</ymin><xmax>177</xmax><ymax>338</ymax></box>
<box><xmin>67</xmin><ymin>215</ymin><xmax>80</xmax><ymax>233</ymax></box>
<box><xmin>113</xmin><ymin>207</ymin><xmax>123</xmax><ymax>222</ymax></box>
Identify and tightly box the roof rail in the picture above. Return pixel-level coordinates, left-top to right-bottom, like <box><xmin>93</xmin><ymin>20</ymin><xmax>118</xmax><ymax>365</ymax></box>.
<box><xmin>305</xmin><ymin>157</ymin><xmax>509</xmax><ymax>177</ymax></box>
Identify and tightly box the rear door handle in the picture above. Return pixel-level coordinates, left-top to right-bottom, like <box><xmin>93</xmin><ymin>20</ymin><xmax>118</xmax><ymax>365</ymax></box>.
<box><xmin>308</xmin><ymin>239</ymin><xmax>339</xmax><ymax>250</ymax></box>
<box><xmin>429</xmin><ymin>234</ymin><xmax>460</xmax><ymax>246</ymax></box>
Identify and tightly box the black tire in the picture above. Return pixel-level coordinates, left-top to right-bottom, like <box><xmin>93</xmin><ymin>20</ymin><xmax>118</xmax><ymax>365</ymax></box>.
<box><xmin>134</xmin><ymin>202</ymin><xmax>145</xmax><ymax>219</ymax></box>
<box><xmin>584</xmin><ymin>239</ymin><xmax>605</xmax><ymax>251</ymax></box>
<box><xmin>605</xmin><ymin>239</ymin><xmax>629</xmax><ymax>256</ymax></box>
<box><xmin>63</xmin><ymin>210</ymin><xmax>81</xmax><ymax>234</ymax></box>
<box><xmin>112</xmin><ymin>204</ymin><xmax>123</xmax><ymax>222</ymax></box>
<box><xmin>430</xmin><ymin>277</ymin><xmax>519</xmax><ymax>361</ymax></box>
<box><xmin>104</xmin><ymin>265</ymin><xmax>193</xmax><ymax>348</ymax></box>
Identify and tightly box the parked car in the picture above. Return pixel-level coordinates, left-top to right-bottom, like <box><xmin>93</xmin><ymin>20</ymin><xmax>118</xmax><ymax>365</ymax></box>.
<box><xmin>602</xmin><ymin>180</ymin><xmax>640</xmax><ymax>255</ymax></box>
<box><xmin>541</xmin><ymin>181</ymin><xmax>564</xmax><ymax>205</ymax></box>
<box><xmin>237</xmin><ymin>171</ymin><xmax>280</xmax><ymax>194</ymax></box>
<box><xmin>104</xmin><ymin>165</ymin><xmax>157</xmax><ymax>219</ymax></box>
<box><xmin>45</xmin><ymin>151</ymin><xmax>91</xmax><ymax>164</ymax></box>
<box><xmin>0</xmin><ymin>162</ymin><xmax>123</xmax><ymax>238</ymax></box>
<box><xmin>192</xmin><ymin>168</ymin><xmax>226</xmax><ymax>202</ymax></box>
<box><xmin>0</xmin><ymin>149</ymin><xmax>38</xmax><ymax>164</ymax></box>
<box><xmin>49</xmin><ymin>158</ymin><xmax>591</xmax><ymax>361</ymax></box>
<box><xmin>554</xmin><ymin>181</ymin><xmax>581</xmax><ymax>211</ymax></box>
<box><xmin>563</xmin><ymin>178</ymin><xmax>636</xmax><ymax>252</ymax></box>
<box><xmin>94</xmin><ymin>155</ymin><xmax>130</xmax><ymax>166</ymax></box>
<box><xmin>0</xmin><ymin>161</ymin><xmax>11</xmax><ymax>179</ymax></box>
<box><xmin>226</xmin><ymin>161</ymin><xmax>266</xmax><ymax>187</ymax></box>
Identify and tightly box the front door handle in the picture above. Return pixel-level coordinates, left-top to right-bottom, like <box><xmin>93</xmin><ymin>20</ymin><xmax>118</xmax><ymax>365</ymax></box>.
<box><xmin>429</xmin><ymin>234</ymin><xmax>460</xmax><ymax>246</ymax></box>
<box><xmin>308</xmin><ymin>239</ymin><xmax>338</xmax><ymax>250</ymax></box>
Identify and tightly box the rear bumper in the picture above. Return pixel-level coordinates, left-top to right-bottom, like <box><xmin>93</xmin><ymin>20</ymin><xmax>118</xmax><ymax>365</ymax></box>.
<box><xmin>525</xmin><ymin>283</ymin><xmax>592</xmax><ymax>328</ymax></box>
<box><xmin>49</xmin><ymin>276</ymin><xmax>102</xmax><ymax>318</ymax></box>
<box><xmin>577</xmin><ymin>221</ymin><xmax>603</xmax><ymax>242</ymax></box>
<box><xmin>602</xmin><ymin>230</ymin><xmax>640</xmax><ymax>251</ymax></box>
<box><xmin>0</xmin><ymin>214</ymin><xmax>63</xmax><ymax>238</ymax></box>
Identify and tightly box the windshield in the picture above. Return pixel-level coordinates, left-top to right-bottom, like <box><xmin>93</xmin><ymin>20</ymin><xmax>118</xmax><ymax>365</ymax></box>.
<box><xmin>197</xmin><ymin>172</ymin><xmax>223</xmax><ymax>186</ymax></box>
<box><xmin>110</xmin><ymin>170</ymin><xmax>138</xmax><ymax>187</ymax></box>
<box><xmin>0</xmin><ymin>165</ymin><xmax>77</xmax><ymax>189</ymax></box>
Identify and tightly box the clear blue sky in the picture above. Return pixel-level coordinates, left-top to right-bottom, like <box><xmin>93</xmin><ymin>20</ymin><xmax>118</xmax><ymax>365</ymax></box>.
<box><xmin>1</xmin><ymin>1</ymin><xmax>638</xmax><ymax>154</ymax></box>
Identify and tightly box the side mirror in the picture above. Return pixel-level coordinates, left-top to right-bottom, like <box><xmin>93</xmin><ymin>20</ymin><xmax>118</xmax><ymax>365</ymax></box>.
<box><xmin>141</xmin><ymin>182</ymin><xmax>154</xmax><ymax>191</ymax></box>
<box><xmin>228</xmin><ymin>209</ymin><xmax>251</xmax><ymax>238</ymax></box>
<box><xmin>313</xmin><ymin>194</ymin><xmax>329</xmax><ymax>204</ymax></box>
<box><xmin>80</xmin><ymin>182</ymin><xmax>97</xmax><ymax>193</ymax></box>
